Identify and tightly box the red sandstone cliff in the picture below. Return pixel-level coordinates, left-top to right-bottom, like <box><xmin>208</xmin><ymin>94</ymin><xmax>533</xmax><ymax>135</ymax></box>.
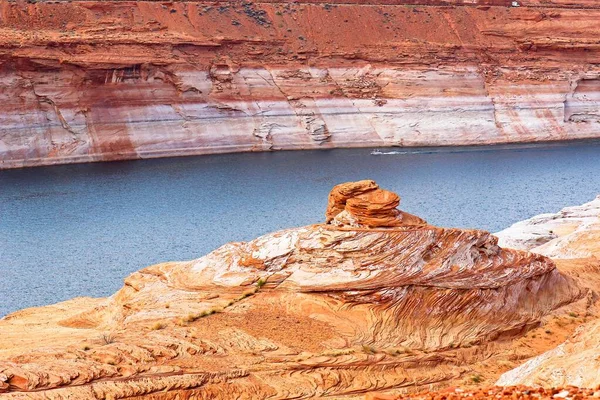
<box><xmin>1</xmin><ymin>0</ymin><xmax>600</xmax><ymax>168</ymax></box>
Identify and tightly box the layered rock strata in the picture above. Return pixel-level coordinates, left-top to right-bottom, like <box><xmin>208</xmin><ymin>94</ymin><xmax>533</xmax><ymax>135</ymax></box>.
<box><xmin>326</xmin><ymin>180</ymin><xmax>426</xmax><ymax>227</ymax></box>
<box><xmin>368</xmin><ymin>386</ymin><xmax>600</xmax><ymax>400</ymax></box>
<box><xmin>496</xmin><ymin>319</ymin><xmax>600</xmax><ymax>388</ymax></box>
<box><xmin>0</xmin><ymin>181</ymin><xmax>583</xmax><ymax>398</ymax></box>
<box><xmin>2</xmin><ymin>1</ymin><xmax>600</xmax><ymax>168</ymax></box>
<box><xmin>495</xmin><ymin>196</ymin><xmax>600</xmax><ymax>259</ymax></box>
<box><xmin>494</xmin><ymin>198</ymin><xmax>600</xmax><ymax>389</ymax></box>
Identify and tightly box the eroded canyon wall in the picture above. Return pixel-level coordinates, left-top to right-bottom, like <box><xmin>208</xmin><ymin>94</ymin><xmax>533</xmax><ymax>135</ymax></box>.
<box><xmin>1</xmin><ymin>0</ymin><xmax>600</xmax><ymax>168</ymax></box>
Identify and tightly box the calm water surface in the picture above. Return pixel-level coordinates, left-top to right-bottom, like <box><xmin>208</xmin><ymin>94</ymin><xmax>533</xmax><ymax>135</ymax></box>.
<box><xmin>2</xmin><ymin>142</ymin><xmax>600</xmax><ymax>316</ymax></box>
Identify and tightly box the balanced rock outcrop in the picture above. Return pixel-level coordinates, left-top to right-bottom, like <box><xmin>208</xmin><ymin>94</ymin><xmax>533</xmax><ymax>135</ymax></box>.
<box><xmin>0</xmin><ymin>182</ymin><xmax>583</xmax><ymax>399</ymax></box>
<box><xmin>326</xmin><ymin>180</ymin><xmax>426</xmax><ymax>227</ymax></box>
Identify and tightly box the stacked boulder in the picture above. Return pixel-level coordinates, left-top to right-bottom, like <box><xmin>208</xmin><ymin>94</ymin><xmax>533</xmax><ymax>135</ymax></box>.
<box><xmin>326</xmin><ymin>180</ymin><xmax>425</xmax><ymax>228</ymax></box>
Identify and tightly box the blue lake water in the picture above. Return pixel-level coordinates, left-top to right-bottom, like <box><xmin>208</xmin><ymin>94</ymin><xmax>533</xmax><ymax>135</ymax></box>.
<box><xmin>1</xmin><ymin>142</ymin><xmax>600</xmax><ymax>317</ymax></box>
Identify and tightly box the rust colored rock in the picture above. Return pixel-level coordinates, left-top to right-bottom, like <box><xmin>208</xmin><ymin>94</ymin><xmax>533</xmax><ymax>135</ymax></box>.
<box><xmin>346</xmin><ymin>189</ymin><xmax>402</xmax><ymax>227</ymax></box>
<box><xmin>494</xmin><ymin>197</ymin><xmax>600</xmax><ymax>389</ymax></box>
<box><xmin>326</xmin><ymin>180</ymin><xmax>426</xmax><ymax>227</ymax></box>
<box><xmin>0</xmin><ymin>181</ymin><xmax>586</xmax><ymax>399</ymax></box>
<box><xmin>380</xmin><ymin>385</ymin><xmax>600</xmax><ymax>400</ymax></box>
<box><xmin>325</xmin><ymin>180</ymin><xmax>380</xmax><ymax>222</ymax></box>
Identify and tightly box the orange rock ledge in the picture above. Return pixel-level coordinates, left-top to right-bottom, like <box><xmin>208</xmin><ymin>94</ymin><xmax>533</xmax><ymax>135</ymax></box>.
<box><xmin>0</xmin><ymin>181</ymin><xmax>590</xmax><ymax>399</ymax></box>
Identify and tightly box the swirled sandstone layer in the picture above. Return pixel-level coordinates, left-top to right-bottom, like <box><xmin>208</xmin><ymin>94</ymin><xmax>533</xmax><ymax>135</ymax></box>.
<box><xmin>2</xmin><ymin>0</ymin><xmax>600</xmax><ymax>168</ymax></box>
<box><xmin>0</xmin><ymin>182</ymin><xmax>583</xmax><ymax>398</ymax></box>
<box><xmin>495</xmin><ymin>196</ymin><xmax>600</xmax><ymax>259</ymax></box>
<box><xmin>494</xmin><ymin>198</ymin><xmax>600</xmax><ymax>389</ymax></box>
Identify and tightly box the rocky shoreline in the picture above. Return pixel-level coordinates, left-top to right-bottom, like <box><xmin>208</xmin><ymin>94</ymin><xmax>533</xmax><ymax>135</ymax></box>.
<box><xmin>1</xmin><ymin>181</ymin><xmax>599</xmax><ymax>398</ymax></box>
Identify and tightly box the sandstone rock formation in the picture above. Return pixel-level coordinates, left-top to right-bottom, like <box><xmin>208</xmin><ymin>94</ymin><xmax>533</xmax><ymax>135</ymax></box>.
<box><xmin>2</xmin><ymin>1</ymin><xmax>600</xmax><ymax>168</ymax></box>
<box><xmin>495</xmin><ymin>196</ymin><xmax>600</xmax><ymax>259</ymax></box>
<box><xmin>0</xmin><ymin>181</ymin><xmax>584</xmax><ymax>399</ymax></box>
<box><xmin>496</xmin><ymin>320</ymin><xmax>600</xmax><ymax>388</ymax></box>
<box><xmin>368</xmin><ymin>385</ymin><xmax>600</xmax><ymax>400</ymax></box>
<box><xmin>326</xmin><ymin>180</ymin><xmax>426</xmax><ymax>227</ymax></box>
<box><xmin>493</xmin><ymin>198</ymin><xmax>600</xmax><ymax>389</ymax></box>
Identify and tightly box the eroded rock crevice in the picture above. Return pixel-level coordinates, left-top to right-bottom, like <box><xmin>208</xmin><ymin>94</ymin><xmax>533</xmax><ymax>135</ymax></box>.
<box><xmin>564</xmin><ymin>78</ymin><xmax>600</xmax><ymax>123</ymax></box>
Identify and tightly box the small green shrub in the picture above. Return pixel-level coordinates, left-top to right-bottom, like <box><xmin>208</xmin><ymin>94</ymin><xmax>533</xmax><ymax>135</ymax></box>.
<box><xmin>362</xmin><ymin>345</ymin><xmax>376</xmax><ymax>354</ymax></box>
<box><xmin>101</xmin><ymin>333</ymin><xmax>115</xmax><ymax>345</ymax></box>
<box><xmin>151</xmin><ymin>322</ymin><xmax>165</xmax><ymax>330</ymax></box>
<box><xmin>183</xmin><ymin>313</ymin><xmax>198</xmax><ymax>323</ymax></box>
<box><xmin>323</xmin><ymin>348</ymin><xmax>354</xmax><ymax>357</ymax></box>
<box><xmin>240</xmin><ymin>289</ymin><xmax>256</xmax><ymax>299</ymax></box>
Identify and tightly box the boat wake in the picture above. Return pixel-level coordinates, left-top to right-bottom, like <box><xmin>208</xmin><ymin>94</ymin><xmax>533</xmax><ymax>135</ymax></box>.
<box><xmin>370</xmin><ymin>140</ymin><xmax>600</xmax><ymax>156</ymax></box>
